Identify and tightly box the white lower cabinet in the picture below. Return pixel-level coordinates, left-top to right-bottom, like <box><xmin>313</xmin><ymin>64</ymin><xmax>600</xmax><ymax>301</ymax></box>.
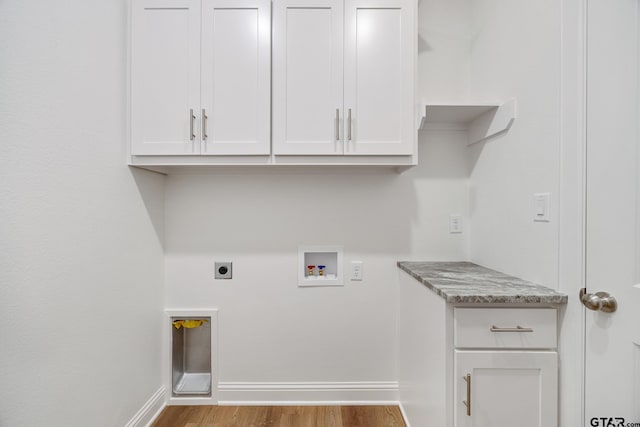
<box><xmin>397</xmin><ymin>270</ymin><xmax>561</xmax><ymax>427</ymax></box>
<box><xmin>454</xmin><ymin>351</ymin><xmax>558</xmax><ymax>427</ymax></box>
<box><xmin>453</xmin><ymin>308</ymin><xmax>558</xmax><ymax>427</ymax></box>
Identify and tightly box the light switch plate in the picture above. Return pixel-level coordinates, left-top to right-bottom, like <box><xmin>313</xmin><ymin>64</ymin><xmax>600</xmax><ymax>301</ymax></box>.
<box><xmin>533</xmin><ymin>193</ymin><xmax>550</xmax><ymax>222</ymax></box>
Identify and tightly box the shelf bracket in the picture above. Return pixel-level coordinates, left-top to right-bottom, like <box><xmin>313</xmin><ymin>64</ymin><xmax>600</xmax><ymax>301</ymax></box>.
<box><xmin>467</xmin><ymin>98</ymin><xmax>517</xmax><ymax>145</ymax></box>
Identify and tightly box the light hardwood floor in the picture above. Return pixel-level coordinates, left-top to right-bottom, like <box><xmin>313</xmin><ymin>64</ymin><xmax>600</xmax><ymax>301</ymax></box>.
<box><xmin>151</xmin><ymin>405</ymin><xmax>406</xmax><ymax>427</ymax></box>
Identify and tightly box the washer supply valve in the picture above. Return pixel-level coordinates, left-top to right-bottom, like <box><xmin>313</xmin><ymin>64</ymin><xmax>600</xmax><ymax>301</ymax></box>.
<box><xmin>307</xmin><ymin>265</ymin><xmax>316</xmax><ymax>277</ymax></box>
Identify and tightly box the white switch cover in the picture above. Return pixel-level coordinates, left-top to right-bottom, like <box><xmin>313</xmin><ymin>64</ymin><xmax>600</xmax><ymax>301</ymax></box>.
<box><xmin>351</xmin><ymin>261</ymin><xmax>363</xmax><ymax>281</ymax></box>
<box><xmin>533</xmin><ymin>193</ymin><xmax>551</xmax><ymax>222</ymax></box>
<box><xmin>449</xmin><ymin>214</ymin><xmax>463</xmax><ymax>233</ymax></box>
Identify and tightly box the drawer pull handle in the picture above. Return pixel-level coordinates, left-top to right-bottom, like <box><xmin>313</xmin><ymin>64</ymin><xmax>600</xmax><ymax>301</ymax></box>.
<box><xmin>463</xmin><ymin>374</ymin><xmax>471</xmax><ymax>416</ymax></box>
<box><xmin>490</xmin><ymin>325</ymin><xmax>534</xmax><ymax>333</ymax></box>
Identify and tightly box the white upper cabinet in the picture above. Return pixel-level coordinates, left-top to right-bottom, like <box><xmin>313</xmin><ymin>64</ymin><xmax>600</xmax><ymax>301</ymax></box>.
<box><xmin>131</xmin><ymin>0</ymin><xmax>416</xmax><ymax>169</ymax></box>
<box><xmin>272</xmin><ymin>0</ymin><xmax>344</xmax><ymax>155</ymax></box>
<box><xmin>131</xmin><ymin>0</ymin><xmax>201</xmax><ymax>155</ymax></box>
<box><xmin>344</xmin><ymin>0</ymin><xmax>414</xmax><ymax>155</ymax></box>
<box><xmin>131</xmin><ymin>0</ymin><xmax>271</xmax><ymax>156</ymax></box>
<box><xmin>273</xmin><ymin>0</ymin><xmax>415</xmax><ymax>156</ymax></box>
<box><xmin>201</xmin><ymin>0</ymin><xmax>271</xmax><ymax>155</ymax></box>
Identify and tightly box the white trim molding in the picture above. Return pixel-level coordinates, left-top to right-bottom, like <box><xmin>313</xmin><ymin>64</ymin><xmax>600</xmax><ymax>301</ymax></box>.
<box><xmin>557</xmin><ymin>0</ymin><xmax>587</xmax><ymax>426</ymax></box>
<box><xmin>398</xmin><ymin>401</ymin><xmax>411</xmax><ymax>427</ymax></box>
<box><xmin>218</xmin><ymin>381</ymin><xmax>399</xmax><ymax>405</ymax></box>
<box><xmin>124</xmin><ymin>386</ymin><xmax>166</xmax><ymax>427</ymax></box>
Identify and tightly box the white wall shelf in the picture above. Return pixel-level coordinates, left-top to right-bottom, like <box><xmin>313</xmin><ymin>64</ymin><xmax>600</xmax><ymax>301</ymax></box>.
<box><xmin>417</xmin><ymin>99</ymin><xmax>517</xmax><ymax>145</ymax></box>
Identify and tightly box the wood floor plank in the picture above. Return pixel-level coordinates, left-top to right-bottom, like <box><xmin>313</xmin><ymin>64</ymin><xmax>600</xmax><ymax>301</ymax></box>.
<box><xmin>340</xmin><ymin>406</ymin><xmax>366</xmax><ymax>427</ymax></box>
<box><xmin>209</xmin><ymin>405</ymin><xmax>239</xmax><ymax>425</ymax></box>
<box><xmin>382</xmin><ymin>405</ymin><xmax>405</xmax><ymax>427</ymax></box>
<box><xmin>316</xmin><ymin>406</ymin><xmax>342</xmax><ymax>427</ymax></box>
<box><xmin>237</xmin><ymin>405</ymin><xmax>269</xmax><ymax>427</ymax></box>
<box><xmin>294</xmin><ymin>406</ymin><xmax>318</xmax><ymax>427</ymax></box>
<box><xmin>151</xmin><ymin>405</ymin><xmax>406</xmax><ymax>427</ymax></box>
<box><xmin>264</xmin><ymin>406</ymin><xmax>283</xmax><ymax>426</ymax></box>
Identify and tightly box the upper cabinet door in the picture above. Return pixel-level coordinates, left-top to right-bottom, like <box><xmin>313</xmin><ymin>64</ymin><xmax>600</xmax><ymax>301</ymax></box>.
<box><xmin>344</xmin><ymin>0</ymin><xmax>415</xmax><ymax>155</ymax></box>
<box><xmin>131</xmin><ymin>0</ymin><xmax>201</xmax><ymax>155</ymax></box>
<box><xmin>201</xmin><ymin>0</ymin><xmax>271</xmax><ymax>155</ymax></box>
<box><xmin>272</xmin><ymin>0</ymin><xmax>344</xmax><ymax>155</ymax></box>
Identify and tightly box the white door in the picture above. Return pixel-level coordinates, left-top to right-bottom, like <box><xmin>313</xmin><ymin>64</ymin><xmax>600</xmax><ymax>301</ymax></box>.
<box><xmin>272</xmin><ymin>0</ymin><xmax>343</xmax><ymax>155</ymax></box>
<box><xmin>454</xmin><ymin>351</ymin><xmax>557</xmax><ymax>427</ymax></box>
<box><xmin>584</xmin><ymin>0</ymin><xmax>640</xmax><ymax>424</ymax></box>
<box><xmin>343</xmin><ymin>0</ymin><xmax>415</xmax><ymax>155</ymax></box>
<box><xmin>131</xmin><ymin>0</ymin><xmax>201</xmax><ymax>155</ymax></box>
<box><xmin>201</xmin><ymin>0</ymin><xmax>271</xmax><ymax>155</ymax></box>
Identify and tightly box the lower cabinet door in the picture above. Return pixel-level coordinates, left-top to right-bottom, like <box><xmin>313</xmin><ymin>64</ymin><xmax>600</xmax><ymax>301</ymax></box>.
<box><xmin>454</xmin><ymin>350</ymin><xmax>557</xmax><ymax>427</ymax></box>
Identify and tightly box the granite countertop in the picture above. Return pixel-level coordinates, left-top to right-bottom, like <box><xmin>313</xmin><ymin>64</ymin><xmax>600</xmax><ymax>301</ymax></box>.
<box><xmin>397</xmin><ymin>261</ymin><xmax>568</xmax><ymax>304</ymax></box>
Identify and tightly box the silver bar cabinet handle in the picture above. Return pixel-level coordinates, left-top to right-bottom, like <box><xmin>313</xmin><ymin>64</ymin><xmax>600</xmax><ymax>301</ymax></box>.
<box><xmin>335</xmin><ymin>108</ymin><xmax>340</xmax><ymax>141</ymax></box>
<box><xmin>189</xmin><ymin>108</ymin><xmax>196</xmax><ymax>141</ymax></box>
<box><xmin>201</xmin><ymin>108</ymin><xmax>208</xmax><ymax>140</ymax></box>
<box><xmin>463</xmin><ymin>374</ymin><xmax>471</xmax><ymax>416</ymax></box>
<box><xmin>490</xmin><ymin>325</ymin><xmax>534</xmax><ymax>333</ymax></box>
<box><xmin>348</xmin><ymin>108</ymin><xmax>352</xmax><ymax>141</ymax></box>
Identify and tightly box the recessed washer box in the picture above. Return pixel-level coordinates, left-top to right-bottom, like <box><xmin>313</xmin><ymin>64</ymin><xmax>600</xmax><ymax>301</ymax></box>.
<box><xmin>298</xmin><ymin>246</ymin><xmax>343</xmax><ymax>287</ymax></box>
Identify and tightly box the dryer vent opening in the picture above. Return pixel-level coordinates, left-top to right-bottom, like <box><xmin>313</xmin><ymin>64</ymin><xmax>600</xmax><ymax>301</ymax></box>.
<box><xmin>171</xmin><ymin>317</ymin><xmax>212</xmax><ymax>397</ymax></box>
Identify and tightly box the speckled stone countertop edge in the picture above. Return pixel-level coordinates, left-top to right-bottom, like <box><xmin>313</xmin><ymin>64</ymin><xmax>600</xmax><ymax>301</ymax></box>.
<box><xmin>397</xmin><ymin>261</ymin><xmax>568</xmax><ymax>305</ymax></box>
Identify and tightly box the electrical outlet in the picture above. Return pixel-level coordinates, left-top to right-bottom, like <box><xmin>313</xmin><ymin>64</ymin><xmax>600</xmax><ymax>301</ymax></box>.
<box><xmin>449</xmin><ymin>214</ymin><xmax>463</xmax><ymax>233</ymax></box>
<box><xmin>351</xmin><ymin>261</ymin><xmax>363</xmax><ymax>281</ymax></box>
<box><xmin>215</xmin><ymin>262</ymin><xmax>232</xmax><ymax>279</ymax></box>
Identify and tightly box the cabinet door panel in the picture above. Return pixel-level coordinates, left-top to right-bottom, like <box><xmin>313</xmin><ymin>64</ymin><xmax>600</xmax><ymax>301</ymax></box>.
<box><xmin>273</xmin><ymin>0</ymin><xmax>343</xmax><ymax>155</ymax></box>
<box><xmin>455</xmin><ymin>351</ymin><xmax>557</xmax><ymax>427</ymax></box>
<box><xmin>344</xmin><ymin>0</ymin><xmax>415</xmax><ymax>155</ymax></box>
<box><xmin>201</xmin><ymin>0</ymin><xmax>271</xmax><ymax>155</ymax></box>
<box><xmin>131</xmin><ymin>0</ymin><xmax>200</xmax><ymax>155</ymax></box>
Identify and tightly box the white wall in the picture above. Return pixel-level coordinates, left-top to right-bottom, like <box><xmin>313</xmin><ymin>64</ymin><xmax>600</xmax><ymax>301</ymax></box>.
<box><xmin>464</xmin><ymin>1</ymin><xmax>585</xmax><ymax>426</ymax></box>
<box><xmin>466</xmin><ymin>0</ymin><xmax>562</xmax><ymax>288</ymax></box>
<box><xmin>162</xmin><ymin>0</ymin><xmax>470</xmax><ymax>399</ymax></box>
<box><xmin>416</xmin><ymin>0</ymin><xmax>562</xmax><ymax>289</ymax></box>
<box><xmin>0</xmin><ymin>1</ymin><xmax>166</xmax><ymax>426</ymax></box>
<box><xmin>164</xmin><ymin>132</ymin><xmax>469</xmax><ymax>398</ymax></box>
<box><xmin>403</xmin><ymin>1</ymin><xmax>585</xmax><ymax>426</ymax></box>
<box><xmin>0</xmin><ymin>0</ymin><xmax>582</xmax><ymax>421</ymax></box>
<box><xmin>418</xmin><ymin>0</ymin><xmax>472</xmax><ymax>102</ymax></box>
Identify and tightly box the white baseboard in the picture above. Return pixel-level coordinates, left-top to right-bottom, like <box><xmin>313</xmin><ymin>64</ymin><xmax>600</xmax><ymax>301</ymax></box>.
<box><xmin>398</xmin><ymin>401</ymin><xmax>411</xmax><ymax>427</ymax></box>
<box><xmin>125</xmin><ymin>386</ymin><xmax>166</xmax><ymax>427</ymax></box>
<box><xmin>218</xmin><ymin>381</ymin><xmax>399</xmax><ymax>405</ymax></box>
<box><xmin>167</xmin><ymin>395</ymin><xmax>218</xmax><ymax>406</ymax></box>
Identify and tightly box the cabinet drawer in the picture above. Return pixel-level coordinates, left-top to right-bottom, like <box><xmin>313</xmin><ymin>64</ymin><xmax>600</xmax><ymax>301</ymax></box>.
<box><xmin>454</xmin><ymin>308</ymin><xmax>557</xmax><ymax>349</ymax></box>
